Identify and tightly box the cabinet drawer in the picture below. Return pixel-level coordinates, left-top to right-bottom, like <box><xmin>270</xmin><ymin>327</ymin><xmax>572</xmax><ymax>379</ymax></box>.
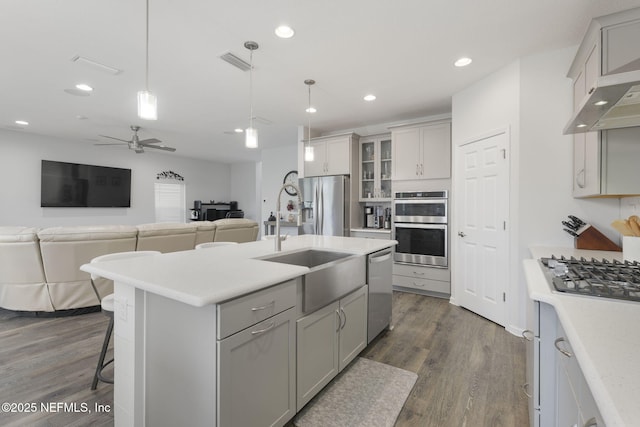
<box><xmin>393</xmin><ymin>274</ymin><xmax>450</xmax><ymax>294</ymax></box>
<box><xmin>393</xmin><ymin>263</ymin><xmax>450</xmax><ymax>281</ymax></box>
<box><xmin>217</xmin><ymin>280</ymin><xmax>296</xmax><ymax>339</ymax></box>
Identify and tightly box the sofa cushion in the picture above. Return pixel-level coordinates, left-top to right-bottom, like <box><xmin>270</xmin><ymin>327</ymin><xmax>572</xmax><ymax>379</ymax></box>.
<box><xmin>136</xmin><ymin>222</ymin><xmax>198</xmax><ymax>253</ymax></box>
<box><xmin>37</xmin><ymin>225</ymin><xmax>138</xmax><ymax>242</ymax></box>
<box><xmin>0</xmin><ymin>226</ymin><xmax>40</xmax><ymax>243</ymax></box>
<box><xmin>212</xmin><ymin>219</ymin><xmax>258</xmax><ymax>243</ymax></box>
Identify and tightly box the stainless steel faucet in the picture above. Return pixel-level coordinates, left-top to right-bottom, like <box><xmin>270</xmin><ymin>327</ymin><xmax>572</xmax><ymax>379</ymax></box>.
<box><xmin>275</xmin><ymin>182</ymin><xmax>302</xmax><ymax>251</ymax></box>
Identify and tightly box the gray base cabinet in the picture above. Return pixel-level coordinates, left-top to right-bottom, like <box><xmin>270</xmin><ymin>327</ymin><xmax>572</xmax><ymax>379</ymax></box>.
<box><xmin>218</xmin><ymin>307</ymin><xmax>296</xmax><ymax>427</ymax></box>
<box><xmin>296</xmin><ymin>285</ymin><xmax>368</xmax><ymax>411</ymax></box>
<box><xmin>525</xmin><ymin>298</ymin><xmax>606</xmax><ymax>427</ymax></box>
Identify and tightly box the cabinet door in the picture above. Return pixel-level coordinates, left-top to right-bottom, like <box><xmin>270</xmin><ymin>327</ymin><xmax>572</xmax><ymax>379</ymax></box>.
<box><xmin>573</xmin><ymin>132</ymin><xmax>601</xmax><ymax>197</ymax></box>
<box><xmin>305</xmin><ymin>140</ymin><xmax>327</xmax><ymax>177</ymax></box>
<box><xmin>326</xmin><ymin>137</ymin><xmax>351</xmax><ymax>175</ymax></box>
<box><xmin>392</xmin><ymin>127</ymin><xmax>421</xmax><ymax>180</ymax></box>
<box><xmin>218</xmin><ymin>308</ymin><xmax>296</xmax><ymax>427</ymax></box>
<box><xmin>556</xmin><ymin>364</ymin><xmax>580</xmax><ymax>427</ymax></box>
<box><xmin>296</xmin><ymin>301</ymin><xmax>340</xmax><ymax>410</ymax></box>
<box><xmin>379</xmin><ymin>137</ymin><xmax>392</xmax><ymax>199</ymax></box>
<box><xmin>338</xmin><ymin>285</ymin><xmax>368</xmax><ymax>371</ymax></box>
<box><xmin>421</xmin><ymin>123</ymin><xmax>451</xmax><ymax>179</ymax></box>
<box><xmin>360</xmin><ymin>139</ymin><xmax>376</xmax><ymax>200</ymax></box>
<box><xmin>603</xmin><ymin>18</ymin><xmax>640</xmax><ymax>74</ymax></box>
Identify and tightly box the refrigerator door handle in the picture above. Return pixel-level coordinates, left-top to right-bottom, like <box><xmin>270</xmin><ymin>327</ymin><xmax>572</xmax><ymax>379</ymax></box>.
<box><xmin>319</xmin><ymin>181</ymin><xmax>324</xmax><ymax>234</ymax></box>
<box><xmin>314</xmin><ymin>184</ymin><xmax>320</xmax><ymax>234</ymax></box>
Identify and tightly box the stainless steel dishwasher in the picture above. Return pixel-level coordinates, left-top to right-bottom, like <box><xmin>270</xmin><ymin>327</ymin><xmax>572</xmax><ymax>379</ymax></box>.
<box><xmin>367</xmin><ymin>248</ymin><xmax>393</xmax><ymax>343</ymax></box>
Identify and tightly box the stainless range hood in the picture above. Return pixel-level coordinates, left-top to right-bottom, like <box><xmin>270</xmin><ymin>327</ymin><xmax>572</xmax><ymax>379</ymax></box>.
<box><xmin>564</xmin><ymin>68</ymin><xmax>640</xmax><ymax>134</ymax></box>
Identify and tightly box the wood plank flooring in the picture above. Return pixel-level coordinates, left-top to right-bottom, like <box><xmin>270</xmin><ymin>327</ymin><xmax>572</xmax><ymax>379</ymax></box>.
<box><xmin>0</xmin><ymin>292</ymin><xmax>527</xmax><ymax>427</ymax></box>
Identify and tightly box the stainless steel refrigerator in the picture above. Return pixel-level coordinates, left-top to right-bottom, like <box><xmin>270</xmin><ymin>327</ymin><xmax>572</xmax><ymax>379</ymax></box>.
<box><xmin>298</xmin><ymin>175</ymin><xmax>350</xmax><ymax>236</ymax></box>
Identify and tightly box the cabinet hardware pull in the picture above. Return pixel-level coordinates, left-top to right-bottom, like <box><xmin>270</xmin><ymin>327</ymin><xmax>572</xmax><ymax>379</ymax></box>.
<box><xmin>416</xmin><ymin>164</ymin><xmax>419</xmax><ymax>176</ymax></box>
<box><xmin>412</xmin><ymin>270</ymin><xmax>425</xmax><ymax>276</ymax></box>
<box><xmin>370</xmin><ymin>252</ymin><xmax>392</xmax><ymax>263</ymax></box>
<box><xmin>458</xmin><ymin>231</ymin><xmax>466</xmax><ymax>237</ymax></box>
<box><xmin>522</xmin><ymin>329</ymin><xmax>534</xmax><ymax>342</ymax></box>
<box><xmin>554</xmin><ymin>337</ymin><xmax>573</xmax><ymax>358</ymax></box>
<box><xmin>420</xmin><ymin>164</ymin><xmax>424</xmax><ymax>175</ymax></box>
<box><xmin>588</xmin><ymin>87</ymin><xmax>595</xmax><ymax>95</ymax></box>
<box><xmin>577</xmin><ymin>169</ymin><xmax>585</xmax><ymax>188</ymax></box>
<box><xmin>251</xmin><ymin>300</ymin><xmax>275</xmax><ymax>311</ymax></box>
<box><xmin>250</xmin><ymin>321</ymin><xmax>276</xmax><ymax>335</ymax></box>
<box><xmin>413</xmin><ymin>282</ymin><xmax>425</xmax><ymax>287</ymax></box>
<box><xmin>584</xmin><ymin>417</ymin><xmax>598</xmax><ymax>427</ymax></box>
<box><xmin>340</xmin><ymin>307</ymin><xmax>347</xmax><ymax>330</ymax></box>
<box><xmin>336</xmin><ymin>309</ymin><xmax>341</xmax><ymax>332</ymax></box>
<box><xmin>522</xmin><ymin>382</ymin><xmax>532</xmax><ymax>398</ymax></box>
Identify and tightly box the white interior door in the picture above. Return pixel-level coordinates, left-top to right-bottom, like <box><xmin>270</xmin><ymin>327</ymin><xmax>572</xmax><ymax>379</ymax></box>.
<box><xmin>455</xmin><ymin>131</ymin><xmax>509</xmax><ymax>326</ymax></box>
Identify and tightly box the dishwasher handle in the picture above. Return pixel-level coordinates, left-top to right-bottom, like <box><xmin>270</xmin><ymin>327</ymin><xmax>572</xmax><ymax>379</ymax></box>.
<box><xmin>369</xmin><ymin>249</ymin><xmax>392</xmax><ymax>263</ymax></box>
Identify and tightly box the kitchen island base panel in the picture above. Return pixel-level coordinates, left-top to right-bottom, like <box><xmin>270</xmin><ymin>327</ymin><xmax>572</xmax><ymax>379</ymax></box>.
<box><xmin>114</xmin><ymin>282</ymin><xmax>218</xmax><ymax>427</ymax></box>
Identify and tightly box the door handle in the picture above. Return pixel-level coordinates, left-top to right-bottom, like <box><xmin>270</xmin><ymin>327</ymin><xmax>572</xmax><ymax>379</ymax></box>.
<box><xmin>458</xmin><ymin>231</ymin><xmax>466</xmax><ymax>237</ymax></box>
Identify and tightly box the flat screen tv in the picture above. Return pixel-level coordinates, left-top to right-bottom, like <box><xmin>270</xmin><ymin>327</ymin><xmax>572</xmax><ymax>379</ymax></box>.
<box><xmin>41</xmin><ymin>160</ymin><xmax>131</xmax><ymax>207</ymax></box>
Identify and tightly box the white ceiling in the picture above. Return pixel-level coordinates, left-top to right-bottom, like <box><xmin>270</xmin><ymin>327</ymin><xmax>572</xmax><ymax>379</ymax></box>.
<box><xmin>3</xmin><ymin>0</ymin><xmax>640</xmax><ymax>163</ymax></box>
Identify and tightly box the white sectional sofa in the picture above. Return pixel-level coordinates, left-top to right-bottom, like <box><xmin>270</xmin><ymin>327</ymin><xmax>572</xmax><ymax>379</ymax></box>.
<box><xmin>0</xmin><ymin>219</ymin><xmax>259</xmax><ymax>314</ymax></box>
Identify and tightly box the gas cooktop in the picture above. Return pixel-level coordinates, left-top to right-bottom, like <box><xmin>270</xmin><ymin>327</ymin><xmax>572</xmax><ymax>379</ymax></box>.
<box><xmin>540</xmin><ymin>255</ymin><xmax>640</xmax><ymax>302</ymax></box>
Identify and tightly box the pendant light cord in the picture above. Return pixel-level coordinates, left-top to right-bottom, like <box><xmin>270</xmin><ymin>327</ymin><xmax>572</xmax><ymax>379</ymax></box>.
<box><xmin>307</xmin><ymin>83</ymin><xmax>311</xmax><ymax>144</ymax></box>
<box><xmin>249</xmin><ymin>49</ymin><xmax>254</xmax><ymax>128</ymax></box>
<box><xmin>144</xmin><ymin>0</ymin><xmax>150</xmax><ymax>91</ymax></box>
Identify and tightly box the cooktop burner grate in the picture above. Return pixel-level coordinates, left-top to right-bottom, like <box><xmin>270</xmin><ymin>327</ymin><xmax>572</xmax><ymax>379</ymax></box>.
<box><xmin>540</xmin><ymin>255</ymin><xmax>640</xmax><ymax>302</ymax></box>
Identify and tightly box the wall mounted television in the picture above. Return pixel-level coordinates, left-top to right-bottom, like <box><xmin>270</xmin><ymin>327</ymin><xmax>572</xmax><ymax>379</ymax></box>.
<box><xmin>41</xmin><ymin>160</ymin><xmax>131</xmax><ymax>207</ymax></box>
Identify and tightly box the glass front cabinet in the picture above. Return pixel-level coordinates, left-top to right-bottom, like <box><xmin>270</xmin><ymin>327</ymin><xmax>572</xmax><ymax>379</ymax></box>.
<box><xmin>359</xmin><ymin>135</ymin><xmax>392</xmax><ymax>201</ymax></box>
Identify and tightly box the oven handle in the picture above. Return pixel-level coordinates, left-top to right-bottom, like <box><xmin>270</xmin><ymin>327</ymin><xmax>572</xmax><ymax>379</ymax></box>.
<box><xmin>394</xmin><ymin>223</ymin><xmax>447</xmax><ymax>230</ymax></box>
<box><xmin>393</xmin><ymin>199</ymin><xmax>447</xmax><ymax>205</ymax></box>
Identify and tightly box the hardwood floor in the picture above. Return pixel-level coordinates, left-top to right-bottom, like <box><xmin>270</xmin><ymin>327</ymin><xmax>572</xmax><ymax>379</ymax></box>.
<box><xmin>0</xmin><ymin>292</ymin><xmax>527</xmax><ymax>427</ymax></box>
<box><xmin>362</xmin><ymin>291</ymin><xmax>528</xmax><ymax>427</ymax></box>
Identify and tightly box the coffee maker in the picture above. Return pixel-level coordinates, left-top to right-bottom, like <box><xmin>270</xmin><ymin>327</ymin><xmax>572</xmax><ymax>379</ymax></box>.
<box><xmin>364</xmin><ymin>206</ymin><xmax>375</xmax><ymax>228</ymax></box>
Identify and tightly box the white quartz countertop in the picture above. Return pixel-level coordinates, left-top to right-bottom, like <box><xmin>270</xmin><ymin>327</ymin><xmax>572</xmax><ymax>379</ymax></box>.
<box><xmin>81</xmin><ymin>235</ymin><xmax>396</xmax><ymax>307</ymax></box>
<box><xmin>525</xmin><ymin>246</ymin><xmax>640</xmax><ymax>427</ymax></box>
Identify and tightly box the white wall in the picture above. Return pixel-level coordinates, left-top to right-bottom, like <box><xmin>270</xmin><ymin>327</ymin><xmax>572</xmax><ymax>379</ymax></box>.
<box><xmin>0</xmin><ymin>130</ymin><xmax>231</xmax><ymax>227</ymax></box>
<box><xmin>230</xmin><ymin>162</ymin><xmax>258</xmax><ymax>221</ymax></box>
<box><xmin>453</xmin><ymin>47</ymin><xmax>622</xmax><ymax>334</ymax></box>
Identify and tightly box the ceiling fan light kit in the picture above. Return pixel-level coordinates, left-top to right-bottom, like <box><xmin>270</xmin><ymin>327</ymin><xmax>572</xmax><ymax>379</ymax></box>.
<box><xmin>97</xmin><ymin>125</ymin><xmax>176</xmax><ymax>154</ymax></box>
<box><xmin>138</xmin><ymin>0</ymin><xmax>157</xmax><ymax>121</ymax></box>
<box><xmin>245</xmin><ymin>41</ymin><xmax>259</xmax><ymax>148</ymax></box>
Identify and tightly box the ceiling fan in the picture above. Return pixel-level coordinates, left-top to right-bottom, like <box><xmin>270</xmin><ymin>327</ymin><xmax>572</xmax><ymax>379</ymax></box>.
<box><xmin>96</xmin><ymin>125</ymin><xmax>176</xmax><ymax>153</ymax></box>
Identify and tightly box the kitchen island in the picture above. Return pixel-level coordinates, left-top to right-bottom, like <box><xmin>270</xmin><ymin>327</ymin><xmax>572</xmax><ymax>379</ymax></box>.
<box><xmin>81</xmin><ymin>235</ymin><xmax>395</xmax><ymax>427</ymax></box>
<box><xmin>524</xmin><ymin>247</ymin><xmax>640</xmax><ymax>427</ymax></box>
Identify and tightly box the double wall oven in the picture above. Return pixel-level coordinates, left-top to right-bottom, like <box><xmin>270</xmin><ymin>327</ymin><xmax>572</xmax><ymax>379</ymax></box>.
<box><xmin>393</xmin><ymin>191</ymin><xmax>448</xmax><ymax>268</ymax></box>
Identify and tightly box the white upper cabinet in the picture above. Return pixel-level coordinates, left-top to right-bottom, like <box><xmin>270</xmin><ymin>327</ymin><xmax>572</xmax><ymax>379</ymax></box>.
<box><xmin>569</xmin><ymin>7</ymin><xmax>640</xmax><ymax>198</ymax></box>
<box><xmin>391</xmin><ymin>121</ymin><xmax>451</xmax><ymax>181</ymax></box>
<box><xmin>359</xmin><ymin>134</ymin><xmax>392</xmax><ymax>201</ymax></box>
<box><xmin>304</xmin><ymin>133</ymin><xmax>358</xmax><ymax>177</ymax></box>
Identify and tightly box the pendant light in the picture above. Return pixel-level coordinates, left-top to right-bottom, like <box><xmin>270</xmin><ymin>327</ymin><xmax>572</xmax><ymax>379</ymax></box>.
<box><xmin>304</xmin><ymin>79</ymin><xmax>315</xmax><ymax>161</ymax></box>
<box><xmin>137</xmin><ymin>0</ymin><xmax>157</xmax><ymax>120</ymax></box>
<box><xmin>245</xmin><ymin>41</ymin><xmax>259</xmax><ymax>148</ymax></box>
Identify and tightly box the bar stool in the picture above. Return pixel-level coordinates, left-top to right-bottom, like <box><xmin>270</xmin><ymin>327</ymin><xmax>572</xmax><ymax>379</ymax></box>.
<box><xmin>90</xmin><ymin>250</ymin><xmax>160</xmax><ymax>390</ymax></box>
<box><xmin>195</xmin><ymin>242</ymin><xmax>238</xmax><ymax>249</ymax></box>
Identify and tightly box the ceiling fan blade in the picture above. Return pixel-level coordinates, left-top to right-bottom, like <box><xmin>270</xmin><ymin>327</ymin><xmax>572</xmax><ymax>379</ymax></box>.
<box><xmin>99</xmin><ymin>135</ymin><xmax>131</xmax><ymax>143</ymax></box>
<box><xmin>138</xmin><ymin>138</ymin><xmax>162</xmax><ymax>145</ymax></box>
<box><xmin>94</xmin><ymin>142</ymin><xmax>127</xmax><ymax>146</ymax></box>
<box><xmin>145</xmin><ymin>144</ymin><xmax>176</xmax><ymax>152</ymax></box>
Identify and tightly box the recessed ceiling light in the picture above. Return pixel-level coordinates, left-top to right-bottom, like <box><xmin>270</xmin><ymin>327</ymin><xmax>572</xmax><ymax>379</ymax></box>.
<box><xmin>364</xmin><ymin>94</ymin><xmax>376</xmax><ymax>101</ymax></box>
<box><xmin>593</xmin><ymin>100</ymin><xmax>608</xmax><ymax>106</ymax></box>
<box><xmin>75</xmin><ymin>83</ymin><xmax>93</xmax><ymax>92</ymax></box>
<box><xmin>64</xmin><ymin>88</ymin><xmax>91</xmax><ymax>97</ymax></box>
<box><xmin>576</xmin><ymin>123</ymin><xmax>587</xmax><ymax>128</ymax></box>
<box><xmin>275</xmin><ymin>25</ymin><xmax>295</xmax><ymax>39</ymax></box>
<box><xmin>305</xmin><ymin>107</ymin><xmax>317</xmax><ymax>113</ymax></box>
<box><xmin>454</xmin><ymin>57</ymin><xmax>473</xmax><ymax>67</ymax></box>
<box><xmin>15</xmin><ymin>120</ymin><xmax>29</xmax><ymax>126</ymax></box>
<box><xmin>76</xmin><ymin>115</ymin><xmax>89</xmax><ymax>120</ymax></box>
<box><xmin>234</xmin><ymin>128</ymin><xmax>244</xmax><ymax>133</ymax></box>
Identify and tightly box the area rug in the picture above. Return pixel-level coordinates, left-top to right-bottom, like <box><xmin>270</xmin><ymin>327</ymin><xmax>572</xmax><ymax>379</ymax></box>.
<box><xmin>294</xmin><ymin>357</ymin><xmax>417</xmax><ymax>427</ymax></box>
